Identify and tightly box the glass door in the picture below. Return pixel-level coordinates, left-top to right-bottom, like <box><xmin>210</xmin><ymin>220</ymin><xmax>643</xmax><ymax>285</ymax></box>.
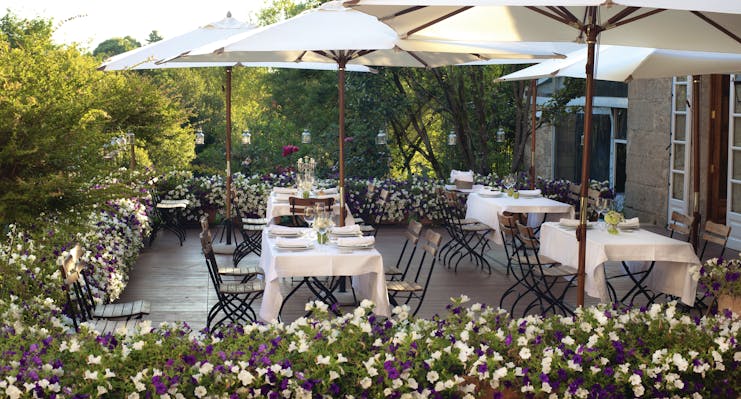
<box><xmin>726</xmin><ymin>74</ymin><xmax>741</xmax><ymax>250</ymax></box>
<box><xmin>668</xmin><ymin>77</ymin><xmax>691</xmax><ymax>222</ymax></box>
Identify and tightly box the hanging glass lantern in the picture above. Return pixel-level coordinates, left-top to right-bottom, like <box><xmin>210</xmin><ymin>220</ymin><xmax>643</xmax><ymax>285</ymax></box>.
<box><xmin>241</xmin><ymin>129</ymin><xmax>251</xmax><ymax>145</ymax></box>
<box><xmin>496</xmin><ymin>127</ymin><xmax>505</xmax><ymax>143</ymax></box>
<box><xmin>301</xmin><ymin>128</ymin><xmax>311</xmax><ymax>144</ymax></box>
<box><xmin>126</xmin><ymin>130</ymin><xmax>135</xmax><ymax>145</ymax></box>
<box><xmin>375</xmin><ymin>129</ymin><xmax>387</xmax><ymax>145</ymax></box>
<box><xmin>195</xmin><ymin>127</ymin><xmax>205</xmax><ymax>145</ymax></box>
<box><xmin>447</xmin><ymin>130</ymin><xmax>457</xmax><ymax>146</ymax></box>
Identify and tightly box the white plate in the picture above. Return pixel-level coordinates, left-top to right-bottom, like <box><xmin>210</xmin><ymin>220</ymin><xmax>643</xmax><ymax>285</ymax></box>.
<box><xmin>275</xmin><ymin>243</ymin><xmax>314</xmax><ymax>250</ymax></box>
<box><xmin>478</xmin><ymin>191</ymin><xmax>503</xmax><ymax>197</ymax></box>
<box><xmin>559</xmin><ymin>222</ymin><xmax>594</xmax><ymax>229</ymax></box>
<box><xmin>269</xmin><ymin>230</ymin><xmax>303</xmax><ymax>237</ymax></box>
<box><xmin>336</xmin><ymin>243</ymin><xmax>374</xmax><ymax>250</ymax></box>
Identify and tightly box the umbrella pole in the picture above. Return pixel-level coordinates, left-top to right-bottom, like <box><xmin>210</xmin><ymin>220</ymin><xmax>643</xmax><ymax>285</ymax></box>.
<box><xmin>576</xmin><ymin>24</ymin><xmax>599</xmax><ymax>308</ymax></box>
<box><xmin>530</xmin><ymin>79</ymin><xmax>537</xmax><ymax>190</ymax></box>
<box><xmin>225</xmin><ymin>66</ymin><xmax>233</xmax><ymax>244</ymax></box>
<box><xmin>691</xmin><ymin>75</ymin><xmax>701</xmax><ymax>248</ymax></box>
<box><xmin>338</xmin><ymin>59</ymin><xmax>347</xmax><ymax>227</ymax></box>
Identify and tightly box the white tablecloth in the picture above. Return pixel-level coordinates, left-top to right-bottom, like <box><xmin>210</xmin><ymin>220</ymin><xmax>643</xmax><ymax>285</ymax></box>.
<box><xmin>539</xmin><ymin>222</ymin><xmax>699</xmax><ymax>306</ymax></box>
<box><xmin>265</xmin><ymin>190</ymin><xmax>354</xmax><ymax>226</ymax></box>
<box><xmin>258</xmin><ymin>229</ymin><xmax>390</xmax><ymax>321</ymax></box>
<box><xmin>465</xmin><ymin>193</ymin><xmax>574</xmax><ymax>244</ymax></box>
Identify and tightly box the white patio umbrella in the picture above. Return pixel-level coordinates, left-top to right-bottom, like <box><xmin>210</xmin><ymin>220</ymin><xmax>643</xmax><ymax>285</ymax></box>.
<box><xmin>166</xmin><ymin>1</ymin><xmax>574</xmax><ymax>226</ymax></box>
<box><xmin>345</xmin><ymin>0</ymin><xmax>741</xmax><ymax>306</ymax></box>
<box><xmin>98</xmin><ymin>12</ymin><xmax>371</xmax><ymax>245</ymax></box>
<box><xmin>496</xmin><ymin>45</ymin><xmax>741</xmax><ymax>193</ymax></box>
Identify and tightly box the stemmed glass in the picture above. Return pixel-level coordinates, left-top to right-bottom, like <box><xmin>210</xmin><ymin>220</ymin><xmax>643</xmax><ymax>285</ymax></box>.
<box><xmin>595</xmin><ymin>197</ymin><xmax>613</xmax><ymax>229</ymax></box>
<box><xmin>303</xmin><ymin>205</ymin><xmax>315</xmax><ymax>228</ymax></box>
<box><xmin>502</xmin><ymin>174</ymin><xmax>517</xmax><ymax>194</ymax></box>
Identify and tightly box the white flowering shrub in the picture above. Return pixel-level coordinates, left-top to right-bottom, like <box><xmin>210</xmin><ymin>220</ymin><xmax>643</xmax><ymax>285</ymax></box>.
<box><xmin>0</xmin><ymin>296</ymin><xmax>738</xmax><ymax>398</ymax></box>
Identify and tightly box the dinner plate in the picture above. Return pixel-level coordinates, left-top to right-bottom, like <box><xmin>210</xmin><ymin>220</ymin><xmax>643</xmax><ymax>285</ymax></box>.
<box><xmin>331</xmin><ymin>232</ymin><xmax>363</xmax><ymax>237</ymax></box>
<box><xmin>275</xmin><ymin>242</ymin><xmax>314</xmax><ymax>250</ymax></box>
<box><xmin>478</xmin><ymin>191</ymin><xmax>502</xmax><ymax>198</ymax></box>
<box><xmin>335</xmin><ymin>243</ymin><xmax>374</xmax><ymax>250</ymax></box>
<box><xmin>269</xmin><ymin>230</ymin><xmax>304</xmax><ymax>237</ymax></box>
<box><xmin>558</xmin><ymin>222</ymin><xmax>594</xmax><ymax>229</ymax></box>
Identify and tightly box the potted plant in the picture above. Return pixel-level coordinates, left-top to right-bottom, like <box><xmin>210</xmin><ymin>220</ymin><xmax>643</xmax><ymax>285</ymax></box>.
<box><xmin>697</xmin><ymin>256</ymin><xmax>741</xmax><ymax>315</ymax></box>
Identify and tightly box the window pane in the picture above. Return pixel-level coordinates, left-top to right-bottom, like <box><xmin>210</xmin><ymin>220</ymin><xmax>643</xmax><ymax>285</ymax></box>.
<box><xmin>614</xmin><ymin>108</ymin><xmax>627</xmax><ymax>140</ymax></box>
<box><xmin>675</xmin><ymin>85</ymin><xmax>687</xmax><ymax>111</ymax></box>
<box><xmin>734</xmin><ymin>150</ymin><xmax>741</xmax><ymax>180</ymax></box>
<box><xmin>675</xmin><ymin>76</ymin><xmax>687</xmax><ymax>83</ymax></box>
<box><xmin>735</xmin><ymin>81</ymin><xmax>741</xmax><ymax>114</ymax></box>
<box><xmin>733</xmin><ymin>183</ymin><xmax>741</xmax><ymax>213</ymax></box>
<box><xmin>615</xmin><ymin>143</ymin><xmax>626</xmax><ymax>193</ymax></box>
<box><xmin>672</xmin><ymin>173</ymin><xmax>684</xmax><ymax>200</ymax></box>
<box><xmin>734</xmin><ymin>116</ymin><xmax>741</xmax><ymax>147</ymax></box>
<box><xmin>674</xmin><ymin>114</ymin><xmax>686</xmax><ymax>141</ymax></box>
<box><xmin>673</xmin><ymin>143</ymin><xmax>685</xmax><ymax>170</ymax></box>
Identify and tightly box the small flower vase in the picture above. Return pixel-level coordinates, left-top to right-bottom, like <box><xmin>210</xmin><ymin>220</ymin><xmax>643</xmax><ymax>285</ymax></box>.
<box><xmin>607</xmin><ymin>223</ymin><xmax>619</xmax><ymax>235</ymax></box>
<box><xmin>302</xmin><ymin>190</ymin><xmax>310</xmax><ymax>199</ymax></box>
<box><xmin>317</xmin><ymin>232</ymin><xmax>328</xmax><ymax>244</ymax></box>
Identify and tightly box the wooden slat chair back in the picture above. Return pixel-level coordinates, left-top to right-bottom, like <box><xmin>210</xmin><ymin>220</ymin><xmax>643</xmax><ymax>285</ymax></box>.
<box><xmin>668</xmin><ymin>211</ymin><xmax>695</xmax><ymax>242</ymax></box>
<box><xmin>498</xmin><ymin>212</ymin><xmax>521</xmax><ymax>275</ymax></box>
<box><xmin>200</xmin><ymin>223</ymin><xmax>264</xmax><ymax>331</ymax></box>
<box><xmin>360</xmin><ymin>189</ymin><xmax>391</xmax><ymax>236</ymax></box>
<box><xmin>354</xmin><ymin>183</ymin><xmax>378</xmax><ymax>224</ymax></box>
<box><xmin>232</xmin><ymin>188</ymin><xmax>268</xmax><ymax>266</ymax></box>
<box><xmin>567</xmin><ymin>183</ymin><xmax>581</xmax><ymax>207</ymax></box>
<box><xmin>699</xmin><ymin>221</ymin><xmax>732</xmax><ymax>260</ymax></box>
<box><xmin>59</xmin><ymin>245</ymin><xmax>147</xmax><ymax>334</ymax></box>
<box><xmin>384</xmin><ymin>219</ymin><xmax>423</xmax><ymax>280</ymax></box>
<box><xmin>386</xmin><ymin>229</ymin><xmax>442</xmax><ymax>316</ymax></box>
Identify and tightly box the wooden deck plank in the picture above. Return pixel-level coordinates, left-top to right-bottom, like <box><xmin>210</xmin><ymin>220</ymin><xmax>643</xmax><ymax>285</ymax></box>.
<box><xmin>116</xmin><ymin>225</ymin><xmax>734</xmax><ymax>331</ymax></box>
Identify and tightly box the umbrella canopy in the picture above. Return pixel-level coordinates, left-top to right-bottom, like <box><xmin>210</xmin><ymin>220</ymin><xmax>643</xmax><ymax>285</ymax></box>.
<box><xmin>497</xmin><ymin>45</ymin><xmax>741</xmax><ymax>82</ymax></box>
<box><xmin>98</xmin><ymin>12</ymin><xmax>371</xmax><ymax>244</ymax></box>
<box><xmin>345</xmin><ymin>0</ymin><xmax>741</xmax><ymax>306</ymax></box>
<box><xmin>169</xmin><ymin>1</ymin><xmax>574</xmax><ymax>226</ymax></box>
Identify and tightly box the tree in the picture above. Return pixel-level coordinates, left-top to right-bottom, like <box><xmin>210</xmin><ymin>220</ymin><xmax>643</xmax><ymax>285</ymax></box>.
<box><xmin>92</xmin><ymin>36</ymin><xmax>141</xmax><ymax>59</ymax></box>
<box><xmin>147</xmin><ymin>30</ymin><xmax>163</xmax><ymax>44</ymax></box>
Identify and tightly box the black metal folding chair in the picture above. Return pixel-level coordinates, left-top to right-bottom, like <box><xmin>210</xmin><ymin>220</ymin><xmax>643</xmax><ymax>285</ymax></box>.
<box><xmin>387</xmin><ymin>229</ymin><xmax>443</xmax><ymax>316</ymax></box>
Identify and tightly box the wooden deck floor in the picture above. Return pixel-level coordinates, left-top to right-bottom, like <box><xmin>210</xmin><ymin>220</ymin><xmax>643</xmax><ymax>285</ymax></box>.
<box><xmin>117</xmin><ymin>224</ymin><xmax>732</xmax><ymax>331</ymax></box>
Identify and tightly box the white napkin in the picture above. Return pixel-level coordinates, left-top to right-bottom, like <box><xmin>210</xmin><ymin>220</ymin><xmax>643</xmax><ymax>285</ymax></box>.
<box><xmin>619</xmin><ymin>217</ymin><xmax>640</xmax><ymax>228</ymax></box>
<box><xmin>318</xmin><ymin>187</ymin><xmax>338</xmax><ymax>194</ymax></box>
<box><xmin>449</xmin><ymin>169</ymin><xmax>474</xmax><ymax>183</ymax></box>
<box><xmin>331</xmin><ymin>225</ymin><xmax>361</xmax><ymax>235</ymax></box>
<box><xmin>273</xmin><ymin>187</ymin><xmax>296</xmax><ymax>194</ymax></box>
<box><xmin>337</xmin><ymin>236</ymin><xmax>375</xmax><ymax>247</ymax></box>
<box><xmin>269</xmin><ymin>226</ymin><xmax>301</xmax><ymax>236</ymax></box>
<box><xmin>559</xmin><ymin>218</ymin><xmax>580</xmax><ymax>227</ymax></box>
<box><xmin>314</xmin><ymin>194</ymin><xmax>338</xmax><ymax>199</ymax></box>
<box><xmin>518</xmin><ymin>189</ymin><xmax>542</xmax><ymax>197</ymax></box>
<box><xmin>275</xmin><ymin>237</ymin><xmax>311</xmax><ymax>248</ymax></box>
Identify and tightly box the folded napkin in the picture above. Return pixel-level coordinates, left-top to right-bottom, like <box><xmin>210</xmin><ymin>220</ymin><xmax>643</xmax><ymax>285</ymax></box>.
<box><xmin>337</xmin><ymin>236</ymin><xmax>375</xmax><ymax>247</ymax></box>
<box><xmin>331</xmin><ymin>225</ymin><xmax>361</xmax><ymax>235</ymax></box>
<box><xmin>275</xmin><ymin>237</ymin><xmax>312</xmax><ymax>248</ymax></box>
<box><xmin>619</xmin><ymin>217</ymin><xmax>640</xmax><ymax>228</ymax></box>
<box><xmin>269</xmin><ymin>226</ymin><xmax>301</xmax><ymax>236</ymax></box>
<box><xmin>314</xmin><ymin>194</ymin><xmax>338</xmax><ymax>199</ymax></box>
<box><xmin>518</xmin><ymin>189</ymin><xmax>542</xmax><ymax>197</ymax></box>
<box><xmin>449</xmin><ymin>169</ymin><xmax>474</xmax><ymax>183</ymax></box>
<box><xmin>318</xmin><ymin>187</ymin><xmax>338</xmax><ymax>194</ymax></box>
<box><xmin>273</xmin><ymin>187</ymin><xmax>296</xmax><ymax>194</ymax></box>
<box><xmin>559</xmin><ymin>218</ymin><xmax>580</xmax><ymax>227</ymax></box>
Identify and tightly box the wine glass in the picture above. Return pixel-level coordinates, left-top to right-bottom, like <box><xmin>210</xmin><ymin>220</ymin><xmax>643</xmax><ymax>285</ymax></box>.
<box><xmin>502</xmin><ymin>174</ymin><xmax>516</xmax><ymax>194</ymax></box>
<box><xmin>303</xmin><ymin>205</ymin><xmax>315</xmax><ymax>228</ymax></box>
<box><xmin>595</xmin><ymin>197</ymin><xmax>612</xmax><ymax>228</ymax></box>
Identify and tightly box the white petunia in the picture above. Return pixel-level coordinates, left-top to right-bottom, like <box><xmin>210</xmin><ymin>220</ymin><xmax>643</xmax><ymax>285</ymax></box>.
<box><xmin>194</xmin><ymin>386</ymin><xmax>207</xmax><ymax>398</ymax></box>
<box><xmin>426</xmin><ymin>371</ymin><xmax>439</xmax><ymax>383</ymax></box>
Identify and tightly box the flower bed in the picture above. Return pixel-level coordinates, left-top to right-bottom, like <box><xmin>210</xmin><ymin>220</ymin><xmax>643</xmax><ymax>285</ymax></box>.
<box><xmin>0</xmin><ymin>296</ymin><xmax>738</xmax><ymax>397</ymax></box>
<box><xmin>155</xmin><ymin>171</ymin><xmax>609</xmax><ymax>226</ymax></box>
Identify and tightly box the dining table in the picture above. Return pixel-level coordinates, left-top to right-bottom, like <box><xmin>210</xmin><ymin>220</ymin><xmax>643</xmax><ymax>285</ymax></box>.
<box><xmin>538</xmin><ymin>222</ymin><xmax>700</xmax><ymax>306</ymax></box>
<box><xmin>264</xmin><ymin>188</ymin><xmax>354</xmax><ymax>226</ymax></box>
<box><xmin>465</xmin><ymin>192</ymin><xmax>574</xmax><ymax>245</ymax></box>
<box><xmin>258</xmin><ymin>227</ymin><xmax>390</xmax><ymax>322</ymax></box>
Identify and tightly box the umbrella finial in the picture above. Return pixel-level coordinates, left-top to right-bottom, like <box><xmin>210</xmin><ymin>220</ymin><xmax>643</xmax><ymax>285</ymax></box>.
<box><xmin>227</xmin><ymin>11</ymin><xmax>232</xmax><ymax>18</ymax></box>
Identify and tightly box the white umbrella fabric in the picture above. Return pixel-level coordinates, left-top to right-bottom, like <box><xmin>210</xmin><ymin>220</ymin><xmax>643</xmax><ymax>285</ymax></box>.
<box><xmin>497</xmin><ymin>45</ymin><xmax>741</xmax><ymax>83</ymax></box>
<box><xmin>346</xmin><ymin>0</ymin><xmax>741</xmax><ymax>306</ymax></box>
<box><xmin>98</xmin><ymin>13</ymin><xmax>371</xmax><ymax>245</ymax></box>
<box><xmin>167</xmin><ymin>1</ymin><xmax>574</xmax><ymax>226</ymax></box>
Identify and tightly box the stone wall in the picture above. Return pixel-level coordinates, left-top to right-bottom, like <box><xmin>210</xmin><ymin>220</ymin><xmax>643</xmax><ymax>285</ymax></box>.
<box><xmin>623</xmin><ymin>78</ymin><xmax>672</xmax><ymax>226</ymax></box>
<box><xmin>523</xmin><ymin>124</ymin><xmax>554</xmax><ymax>180</ymax></box>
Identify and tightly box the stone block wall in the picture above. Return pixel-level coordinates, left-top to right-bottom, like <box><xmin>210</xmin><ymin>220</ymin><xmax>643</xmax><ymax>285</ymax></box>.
<box><xmin>623</xmin><ymin>78</ymin><xmax>672</xmax><ymax>226</ymax></box>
